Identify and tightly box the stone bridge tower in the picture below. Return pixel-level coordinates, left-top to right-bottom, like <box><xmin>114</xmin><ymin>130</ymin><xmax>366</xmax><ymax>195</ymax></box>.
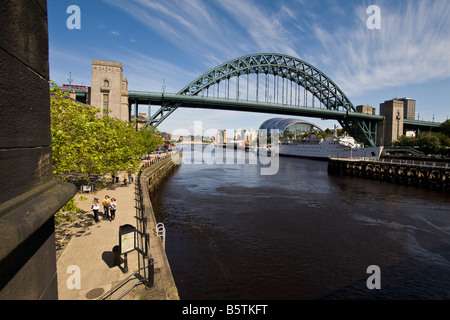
<box><xmin>91</xmin><ymin>60</ymin><xmax>129</xmax><ymax>121</ymax></box>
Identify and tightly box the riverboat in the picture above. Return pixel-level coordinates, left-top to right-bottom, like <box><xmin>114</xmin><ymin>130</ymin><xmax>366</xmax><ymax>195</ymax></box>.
<box><xmin>277</xmin><ymin>132</ymin><xmax>383</xmax><ymax>160</ymax></box>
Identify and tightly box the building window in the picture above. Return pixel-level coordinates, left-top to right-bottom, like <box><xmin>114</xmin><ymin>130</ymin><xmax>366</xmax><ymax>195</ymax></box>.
<box><xmin>103</xmin><ymin>93</ymin><xmax>109</xmax><ymax>114</ymax></box>
<box><xmin>104</xmin><ymin>79</ymin><xmax>109</xmax><ymax>87</ymax></box>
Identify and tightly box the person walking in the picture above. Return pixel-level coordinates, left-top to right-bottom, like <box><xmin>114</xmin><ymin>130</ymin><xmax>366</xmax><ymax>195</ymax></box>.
<box><xmin>110</xmin><ymin>198</ymin><xmax>117</xmax><ymax>221</ymax></box>
<box><xmin>128</xmin><ymin>172</ymin><xmax>133</xmax><ymax>184</ymax></box>
<box><xmin>91</xmin><ymin>198</ymin><xmax>100</xmax><ymax>222</ymax></box>
<box><xmin>102</xmin><ymin>195</ymin><xmax>111</xmax><ymax>220</ymax></box>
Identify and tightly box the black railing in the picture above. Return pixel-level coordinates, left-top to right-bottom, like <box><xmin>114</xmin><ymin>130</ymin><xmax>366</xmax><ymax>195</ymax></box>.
<box><xmin>97</xmin><ymin>156</ymin><xmax>170</xmax><ymax>300</ymax></box>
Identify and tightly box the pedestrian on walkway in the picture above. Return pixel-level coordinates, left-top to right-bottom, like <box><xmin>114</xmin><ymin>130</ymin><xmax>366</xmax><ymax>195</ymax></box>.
<box><xmin>91</xmin><ymin>198</ymin><xmax>100</xmax><ymax>222</ymax></box>
<box><xmin>110</xmin><ymin>198</ymin><xmax>117</xmax><ymax>221</ymax></box>
<box><xmin>115</xmin><ymin>173</ymin><xmax>120</xmax><ymax>184</ymax></box>
<box><xmin>128</xmin><ymin>172</ymin><xmax>133</xmax><ymax>184</ymax></box>
<box><xmin>103</xmin><ymin>195</ymin><xmax>111</xmax><ymax>220</ymax></box>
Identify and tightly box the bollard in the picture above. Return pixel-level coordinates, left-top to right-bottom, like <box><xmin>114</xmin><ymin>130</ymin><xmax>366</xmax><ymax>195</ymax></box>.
<box><xmin>147</xmin><ymin>257</ymin><xmax>154</xmax><ymax>287</ymax></box>
<box><xmin>145</xmin><ymin>233</ymin><xmax>154</xmax><ymax>287</ymax></box>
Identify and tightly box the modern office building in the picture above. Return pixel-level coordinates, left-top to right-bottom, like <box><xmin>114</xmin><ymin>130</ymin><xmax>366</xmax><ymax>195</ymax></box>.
<box><xmin>216</xmin><ymin>130</ymin><xmax>227</xmax><ymax>144</ymax></box>
<box><xmin>398</xmin><ymin>98</ymin><xmax>416</xmax><ymax>120</ymax></box>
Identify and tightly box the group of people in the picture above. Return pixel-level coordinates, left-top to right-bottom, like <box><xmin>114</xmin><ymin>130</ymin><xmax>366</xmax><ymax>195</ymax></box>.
<box><xmin>90</xmin><ymin>172</ymin><xmax>135</xmax><ymax>222</ymax></box>
<box><xmin>91</xmin><ymin>195</ymin><xmax>117</xmax><ymax>222</ymax></box>
<box><xmin>111</xmin><ymin>172</ymin><xmax>134</xmax><ymax>185</ymax></box>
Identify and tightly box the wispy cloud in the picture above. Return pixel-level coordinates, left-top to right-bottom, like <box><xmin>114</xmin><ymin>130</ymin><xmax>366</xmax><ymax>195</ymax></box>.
<box><xmin>216</xmin><ymin>0</ymin><xmax>299</xmax><ymax>57</ymax></box>
<box><xmin>102</xmin><ymin>0</ymin><xmax>240</xmax><ymax>65</ymax></box>
<box><xmin>310</xmin><ymin>0</ymin><xmax>450</xmax><ymax>96</ymax></box>
<box><xmin>102</xmin><ymin>0</ymin><xmax>301</xmax><ymax>66</ymax></box>
<box><xmin>101</xmin><ymin>0</ymin><xmax>450</xmax><ymax>101</ymax></box>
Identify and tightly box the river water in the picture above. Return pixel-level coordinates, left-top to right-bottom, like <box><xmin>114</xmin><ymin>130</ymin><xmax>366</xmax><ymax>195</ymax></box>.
<box><xmin>151</xmin><ymin>145</ymin><xmax>450</xmax><ymax>300</ymax></box>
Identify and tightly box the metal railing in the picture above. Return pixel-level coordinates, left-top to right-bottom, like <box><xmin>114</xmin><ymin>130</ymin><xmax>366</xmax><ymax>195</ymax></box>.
<box><xmin>97</xmin><ymin>157</ymin><xmax>171</xmax><ymax>300</ymax></box>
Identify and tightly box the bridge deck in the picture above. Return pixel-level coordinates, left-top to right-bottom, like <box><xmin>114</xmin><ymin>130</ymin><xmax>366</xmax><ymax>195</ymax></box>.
<box><xmin>128</xmin><ymin>91</ymin><xmax>383</xmax><ymax>121</ymax></box>
<box><xmin>59</xmin><ymin>87</ymin><xmax>442</xmax><ymax>129</ymax></box>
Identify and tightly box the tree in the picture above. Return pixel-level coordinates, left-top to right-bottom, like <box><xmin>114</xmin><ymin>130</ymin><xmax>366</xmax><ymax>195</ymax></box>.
<box><xmin>394</xmin><ymin>131</ymin><xmax>450</xmax><ymax>155</ymax></box>
<box><xmin>394</xmin><ymin>135</ymin><xmax>416</xmax><ymax>148</ymax></box>
<box><xmin>417</xmin><ymin>132</ymin><xmax>441</xmax><ymax>154</ymax></box>
<box><xmin>50</xmin><ymin>84</ymin><xmax>162</xmax><ymax>183</ymax></box>
<box><xmin>137</xmin><ymin>126</ymin><xmax>164</xmax><ymax>155</ymax></box>
<box><xmin>441</xmin><ymin>119</ymin><xmax>450</xmax><ymax>137</ymax></box>
<box><xmin>51</xmin><ymin>84</ymin><xmax>102</xmax><ymax>181</ymax></box>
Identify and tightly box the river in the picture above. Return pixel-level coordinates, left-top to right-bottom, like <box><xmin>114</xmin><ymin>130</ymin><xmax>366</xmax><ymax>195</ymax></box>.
<box><xmin>151</xmin><ymin>145</ymin><xmax>450</xmax><ymax>300</ymax></box>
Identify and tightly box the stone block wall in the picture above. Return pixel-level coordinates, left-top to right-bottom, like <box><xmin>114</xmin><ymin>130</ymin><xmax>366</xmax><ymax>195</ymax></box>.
<box><xmin>0</xmin><ymin>0</ymin><xmax>76</xmax><ymax>299</ymax></box>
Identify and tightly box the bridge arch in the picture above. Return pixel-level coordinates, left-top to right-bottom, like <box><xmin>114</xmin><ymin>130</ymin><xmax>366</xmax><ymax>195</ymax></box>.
<box><xmin>144</xmin><ymin>53</ymin><xmax>378</xmax><ymax>146</ymax></box>
<box><xmin>177</xmin><ymin>53</ymin><xmax>355</xmax><ymax>113</ymax></box>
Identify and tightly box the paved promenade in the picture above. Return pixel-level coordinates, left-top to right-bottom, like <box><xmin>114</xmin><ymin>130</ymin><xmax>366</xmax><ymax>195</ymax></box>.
<box><xmin>57</xmin><ymin>159</ymin><xmax>178</xmax><ymax>300</ymax></box>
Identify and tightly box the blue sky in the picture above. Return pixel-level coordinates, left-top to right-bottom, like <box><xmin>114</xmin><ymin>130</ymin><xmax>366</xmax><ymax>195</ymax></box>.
<box><xmin>48</xmin><ymin>0</ymin><xmax>450</xmax><ymax>135</ymax></box>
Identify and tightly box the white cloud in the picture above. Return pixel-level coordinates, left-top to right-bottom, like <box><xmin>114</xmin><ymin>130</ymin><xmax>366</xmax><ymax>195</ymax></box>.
<box><xmin>102</xmin><ymin>0</ymin><xmax>242</xmax><ymax>63</ymax></box>
<box><xmin>311</xmin><ymin>0</ymin><xmax>450</xmax><ymax>96</ymax></box>
<box><xmin>217</xmin><ymin>0</ymin><xmax>299</xmax><ymax>57</ymax></box>
<box><xmin>94</xmin><ymin>0</ymin><xmax>450</xmax><ymax>124</ymax></box>
<box><xmin>103</xmin><ymin>0</ymin><xmax>301</xmax><ymax>64</ymax></box>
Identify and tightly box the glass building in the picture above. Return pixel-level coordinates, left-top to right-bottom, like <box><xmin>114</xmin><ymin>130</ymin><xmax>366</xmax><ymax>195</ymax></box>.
<box><xmin>259</xmin><ymin>118</ymin><xmax>324</xmax><ymax>140</ymax></box>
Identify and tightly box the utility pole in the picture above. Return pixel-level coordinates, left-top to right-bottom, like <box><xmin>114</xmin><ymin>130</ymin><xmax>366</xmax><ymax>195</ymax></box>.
<box><xmin>68</xmin><ymin>72</ymin><xmax>73</xmax><ymax>90</ymax></box>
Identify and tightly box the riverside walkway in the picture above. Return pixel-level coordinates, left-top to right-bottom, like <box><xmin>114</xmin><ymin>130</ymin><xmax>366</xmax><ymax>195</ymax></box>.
<box><xmin>56</xmin><ymin>156</ymin><xmax>179</xmax><ymax>300</ymax></box>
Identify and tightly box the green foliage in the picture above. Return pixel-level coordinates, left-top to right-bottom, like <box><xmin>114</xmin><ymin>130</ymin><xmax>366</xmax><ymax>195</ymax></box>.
<box><xmin>395</xmin><ymin>135</ymin><xmax>417</xmax><ymax>148</ymax></box>
<box><xmin>60</xmin><ymin>197</ymin><xmax>81</xmax><ymax>212</ymax></box>
<box><xmin>441</xmin><ymin>120</ymin><xmax>450</xmax><ymax>137</ymax></box>
<box><xmin>417</xmin><ymin>132</ymin><xmax>441</xmax><ymax>154</ymax></box>
<box><xmin>55</xmin><ymin>197</ymin><xmax>80</xmax><ymax>222</ymax></box>
<box><xmin>50</xmin><ymin>83</ymin><xmax>163</xmax><ymax>182</ymax></box>
<box><xmin>96</xmin><ymin>182</ymin><xmax>107</xmax><ymax>190</ymax></box>
<box><xmin>395</xmin><ymin>131</ymin><xmax>449</xmax><ymax>155</ymax></box>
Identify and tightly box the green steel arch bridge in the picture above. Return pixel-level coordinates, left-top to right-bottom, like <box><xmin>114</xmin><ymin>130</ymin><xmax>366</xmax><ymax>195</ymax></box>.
<box><xmin>64</xmin><ymin>53</ymin><xmax>442</xmax><ymax>147</ymax></box>
<box><xmin>130</xmin><ymin>53</ymin><xmax>385</xmax><ymax>147</ymax></box>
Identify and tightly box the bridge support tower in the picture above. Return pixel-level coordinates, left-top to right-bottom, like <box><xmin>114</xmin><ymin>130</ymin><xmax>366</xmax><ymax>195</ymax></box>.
<box><xmin>91</xmin><ymin>60</ymin><xmax>129</xmax><ymax>121</ymax></box>
<box><xmin>377</xmin><ymin>99</ymin><xmax>405</xmax><ymax>147</ymax></box>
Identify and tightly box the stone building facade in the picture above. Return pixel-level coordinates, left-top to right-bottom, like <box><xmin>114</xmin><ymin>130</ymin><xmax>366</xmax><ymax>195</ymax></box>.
<box><xmin>378</xmin><ymin>99</ymin><xmax>405</xmax><ymax>146</ymax></box>
<box><xmin>91</xmin><ymin>60</ymin><xmax>129</xmax><ymax>121</ymax></box>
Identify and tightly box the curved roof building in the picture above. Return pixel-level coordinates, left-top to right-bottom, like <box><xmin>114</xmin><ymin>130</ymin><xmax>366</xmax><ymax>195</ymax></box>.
<box><xmin>259</xmin><ymin>118</ymin><xmax>324</xmax><ymax>139</ymax></box>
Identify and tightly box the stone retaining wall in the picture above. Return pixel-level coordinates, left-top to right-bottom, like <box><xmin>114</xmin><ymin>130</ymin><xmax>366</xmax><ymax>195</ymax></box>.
<box><xmin>137</xmin><ymin>157</ymin><xmax>180</xmax><ymax>300</ymax></box>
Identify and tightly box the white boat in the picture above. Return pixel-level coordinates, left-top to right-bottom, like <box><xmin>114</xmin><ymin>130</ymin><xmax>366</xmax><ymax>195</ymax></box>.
<box><xmin>276</xmin><ymin>132</ymin><xmax>383</xmax><ymax>160</ymax></box>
